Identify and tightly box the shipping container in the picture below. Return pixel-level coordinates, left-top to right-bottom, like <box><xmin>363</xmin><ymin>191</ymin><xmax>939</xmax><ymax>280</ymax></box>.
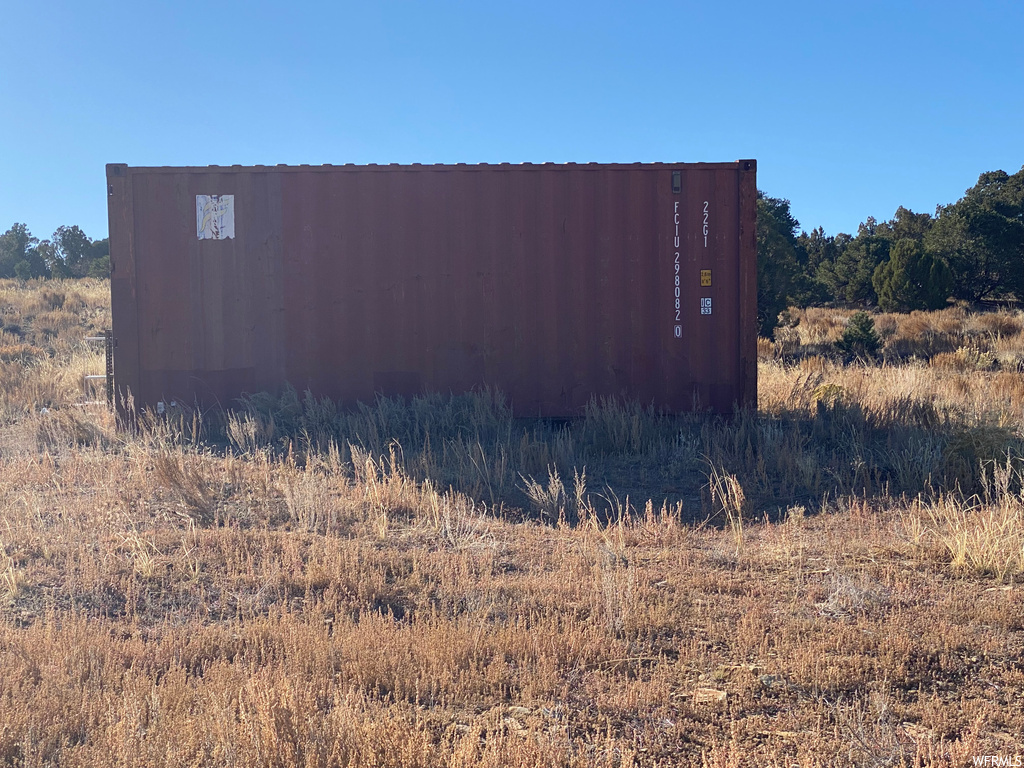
<box><xmin>106</xmin><ymin>161</ymin><xmax>757</xmax><ymax>418</ymax></box>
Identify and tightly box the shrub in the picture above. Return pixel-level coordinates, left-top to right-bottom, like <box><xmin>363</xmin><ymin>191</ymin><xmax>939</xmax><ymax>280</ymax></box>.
<box><xmin>836</xmin><ymin>311</ymin><xmax>881</xmax><ymax>358</ymax></box>
<box><xmin>872</xmin><ymin>239</ymin><xmax>953</xmax><ymax>312</ymax></box>
<box><xmin>88</xmin><ymin>255</ymin><xmax>110</xmax><ymax>279</ymax></box>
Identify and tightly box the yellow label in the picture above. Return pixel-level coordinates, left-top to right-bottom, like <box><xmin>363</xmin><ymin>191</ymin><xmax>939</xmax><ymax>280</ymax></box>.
<box><xmin>700</xmin><ymin>269</ymin><xmax>712</xmax><ymax>287</ymax></box>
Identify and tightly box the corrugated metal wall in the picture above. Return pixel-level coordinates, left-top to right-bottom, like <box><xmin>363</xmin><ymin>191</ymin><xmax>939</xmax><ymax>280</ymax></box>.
<box><xmin>107</xmin><ymin>161</ymin><xmax>756</xmax><ymax>417</ymax></box>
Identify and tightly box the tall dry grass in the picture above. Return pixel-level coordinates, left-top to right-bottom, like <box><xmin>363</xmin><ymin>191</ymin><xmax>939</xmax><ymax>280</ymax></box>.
<box><xmin>0</xmin><ymin>279</ymin><xmax>1022</xmax><ymax>764</ymax></box>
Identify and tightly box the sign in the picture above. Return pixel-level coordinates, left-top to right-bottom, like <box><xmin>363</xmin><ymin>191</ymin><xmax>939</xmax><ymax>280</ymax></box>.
<box><xmin>196</xmin><ymin>195</ymin><xmax>235</xmax><ymax>240</ymax></box>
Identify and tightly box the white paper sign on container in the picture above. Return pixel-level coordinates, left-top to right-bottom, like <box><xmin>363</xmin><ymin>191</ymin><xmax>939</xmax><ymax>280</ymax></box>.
<box><xmin>196</xmin><ymin>195</ymin><xmax>235</xmax><ymax>240</ymax></box>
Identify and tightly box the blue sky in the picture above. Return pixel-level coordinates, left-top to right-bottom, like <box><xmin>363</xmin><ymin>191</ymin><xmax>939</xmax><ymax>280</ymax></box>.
<box><xmin>2</xmin><ymin>1</ymin><xmax>1021</xmax><ymax>244</ymax></box>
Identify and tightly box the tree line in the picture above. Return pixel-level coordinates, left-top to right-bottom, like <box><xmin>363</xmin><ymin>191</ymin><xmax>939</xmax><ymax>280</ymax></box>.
<box><xmin>0</xmin><ymin>223</ymin><xmax>109</xmax><ymax>280</ymax></box>
<box><xmin>3</xmin><ymin>164</ymin><xmax>1022</xmax><ymax>337</ymax></box>
<box><xmin>758</xmin><ymin>165</ymin><xmax>1023</xmax><ymax>336</ymax></box>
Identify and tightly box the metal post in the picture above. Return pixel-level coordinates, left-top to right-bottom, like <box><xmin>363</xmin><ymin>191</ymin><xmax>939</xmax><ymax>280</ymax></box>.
<box><xmin>105</xmin><ymin>329</ymin><xmax>114</xmax><ymax>409</ymax></box>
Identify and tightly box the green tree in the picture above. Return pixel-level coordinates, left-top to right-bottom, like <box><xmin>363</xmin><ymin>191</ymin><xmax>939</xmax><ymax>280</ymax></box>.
<box><xmin>875</xmin><ymin>206</ymin><xmax>933</xmax><ymax>243</ymax></box>
<box><xmin>814</xmin><ymin>208</ymin><xmax>936</xmax><ymax>307</ymax></box>
<box><xmin>756</xmin><ymin>192</ymin><xmax>803</xmax><ymax>337</ymax></box>
<box><xmin>51</xmin><ymin>225</ymin><xmax>95</xmax><ymax>278</ymax></box>
<box><xmin>800</xmin><ymin>227</ymin><xmax>838</xmax><ymax>273</ymax></box>
<box><xmin>90</xmin><ymin>237</ymin><xmax>109</xmax><ymax>262</ymax></box>
<box><xmin>819</xmin><ymin>218</ymin><xmax>889</xmax><ymax>306</ymax></box>
<box><xmin>37</xmin><ymin>239</ymin><xmax>66</xmax><ymax>278</ymax></box>
<box><xmin>926</xmin><ymin>167</ymin><xmax>1024</xmax><ymax>302</ymax></box>
<box><xmin>86</xmin><ymin>238</ymin><xmax>110</xmax><ymax>277</ymax></box>
<box><xmin>0</xmin><ymin>223</ymin><xmax>45</xmax><ymax>278</ymax></box>
<box><xmin>836</xmin><ymin>311</ymin><xmax>881</xmax><ymax>358</ymax></box>
<box><xmin>872</xmin><ymin>238</ymin><xmax>952</xmax><ymax>312</ymax></box>
<box><xmin>798</xmin><ymin>227</ymin><xmax>850</xmax><ymax>305</ymax></box>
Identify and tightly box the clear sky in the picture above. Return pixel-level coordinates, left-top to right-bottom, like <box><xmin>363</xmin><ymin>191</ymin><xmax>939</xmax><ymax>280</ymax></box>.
<box><xmin>2</xmin><ymin>0</ymin><xmax>1021</xmax><ymax>244</ymax></box>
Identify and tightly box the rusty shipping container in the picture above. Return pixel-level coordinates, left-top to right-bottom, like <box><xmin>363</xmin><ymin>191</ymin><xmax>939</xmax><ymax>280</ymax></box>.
<box><xmin>106</xmin><ymin>161</ymin><xmax>757</xmax><ymax>418</ymax></box>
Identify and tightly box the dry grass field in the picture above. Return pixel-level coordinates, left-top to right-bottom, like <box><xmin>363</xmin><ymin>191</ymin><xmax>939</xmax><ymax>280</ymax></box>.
<box><xmin>1</xmin><ymin>279</ymin><xmax>1023</xmax><ymax>766</ymax></box>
